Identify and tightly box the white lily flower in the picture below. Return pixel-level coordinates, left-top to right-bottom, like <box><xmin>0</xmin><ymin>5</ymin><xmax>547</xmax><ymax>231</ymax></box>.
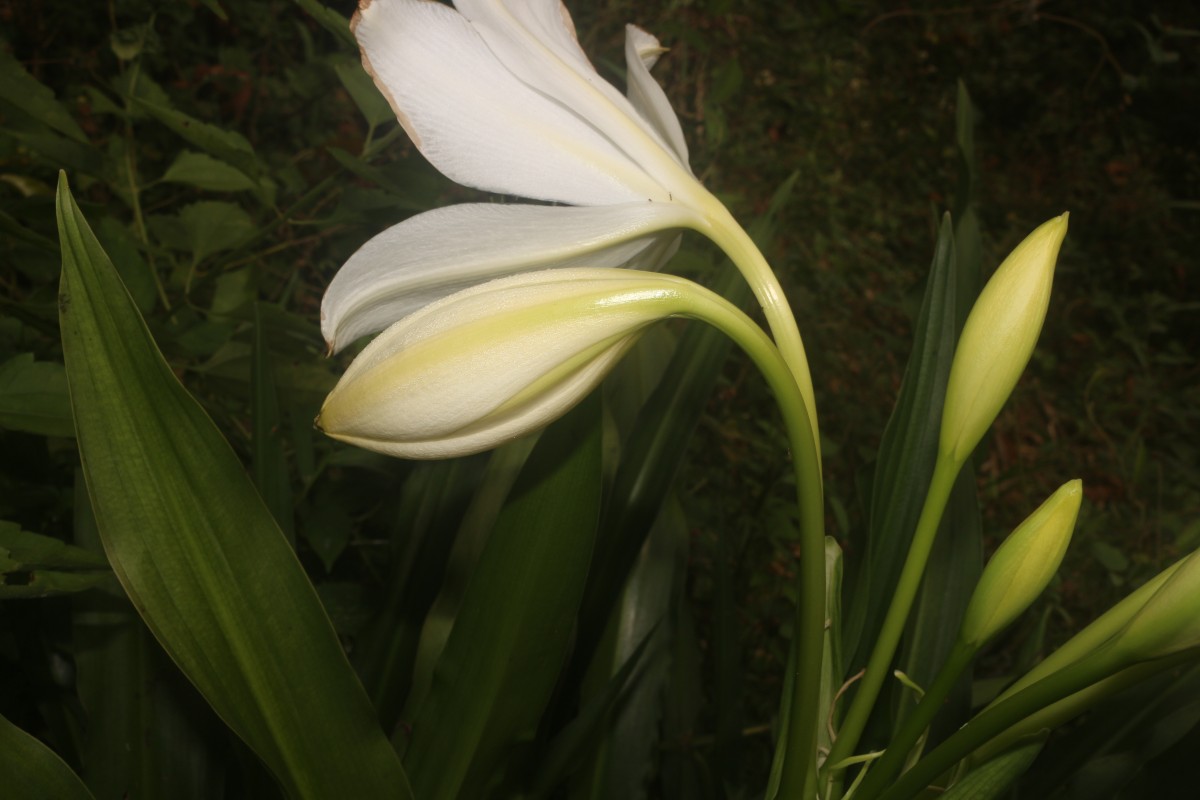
<box><xmin>323</xmin><ymin>0</ymin><xmax>820</xmax><ymax>453</ymax></box>
<box><xmin>318</xmin><ymin>268</ymin><xmax>716</xmax><ymax>459</ymax></box>
<box><xmin>322</xmin><ymin>0</ymin><xmax>718</xmax><ymax>353</ymax></box>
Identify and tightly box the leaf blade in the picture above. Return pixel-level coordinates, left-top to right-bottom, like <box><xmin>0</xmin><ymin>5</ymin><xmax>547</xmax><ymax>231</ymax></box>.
<box><xmin>56</xmin><ymin>173</ymin><xmax>410</xmax><ymax>800</ymax></box>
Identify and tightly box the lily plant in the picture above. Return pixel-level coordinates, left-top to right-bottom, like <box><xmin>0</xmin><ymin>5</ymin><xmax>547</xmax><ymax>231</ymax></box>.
<box><xmin>319</xmin><ymin>2</ymin><xmax>1200</xmax><ymax>798</ymax></box>
<box><xmin>33</xmin><ymin>1</ymin><xmax>1200</xmax><ymax>799</ymax></box>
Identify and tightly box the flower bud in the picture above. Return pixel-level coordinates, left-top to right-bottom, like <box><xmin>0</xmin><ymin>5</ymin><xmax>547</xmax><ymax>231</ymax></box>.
<box><xmin>960</xmin><ymin>480</ymin><xmax>1081</xmax><ymax>647</ymax></box>
<box><xmin>940</xmin><ymin>214</ymin><xmax>1068</xmax><ymax>464</ymax></box>
<box><xmin>1110</xmin><ymin>548</ymin><xmax>1200</xmax><ymax>663</ymax></box>
<box><xmin>317</xmin><ymin>268</ymin><xmax>695</xmax><ymax>459</ymax></box>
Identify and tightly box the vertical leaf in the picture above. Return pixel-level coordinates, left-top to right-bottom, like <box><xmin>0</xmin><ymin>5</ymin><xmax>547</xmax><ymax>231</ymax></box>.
<box><xmin>56</xmin><ymin>174</ymin><xmax>410</xmax><ymax>800</ymax></box>
<box><xmin>844</xmin><ymin>215</ymin><xmax>961</xmax><ymax>671</ymax></box>
<box><xmin>252</xmin><ymin>303</ymin><xmax>293</xmax><ymax>542</ymax></box>
<box><xmin>402</xmin><ymin>395</ymin><xmax>603</xmax><ymax>800</ymax></box>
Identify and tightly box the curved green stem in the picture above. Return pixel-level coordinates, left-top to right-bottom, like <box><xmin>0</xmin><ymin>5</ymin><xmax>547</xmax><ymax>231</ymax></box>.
<box><xmin>693</xmin><ymin>204</ymin><xmax>820</xmax><ymax>462</ymax></box>
<box><xmin>681</xmin><ymin>290</ymin><xmax>824</xmax><ymax>799</ymax></box>
<box><xmin>854</xmin><ymin>639</ymin><xmax>976</xmax><ymax>800</ymax></box>
<box><xmin>823</xmin><ymin>454</ymin><xmax>960</xmax><ymax>788</ymax></box>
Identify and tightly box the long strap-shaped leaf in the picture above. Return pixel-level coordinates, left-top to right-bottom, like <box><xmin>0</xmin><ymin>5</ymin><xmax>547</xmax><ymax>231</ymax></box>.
<box><xmin>56</xmin><ymin>173</ymin><xmax>411</xmax><ymax>800</ymax></box>
<box><xmin>0</xmin><ymin>712</ymin><xmax>96</xmax><ymax>800</ymax></box>
<box><xmin>402</xmin><ymin>395</ymin><xmax>603</xmax><ymax>800</ymax></box>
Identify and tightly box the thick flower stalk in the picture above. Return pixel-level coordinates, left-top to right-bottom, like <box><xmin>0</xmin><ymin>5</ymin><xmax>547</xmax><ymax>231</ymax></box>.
<box><xmin>322</xmin><ymin>0</ymin><xmax>817</xmax><ymax>444</ymax></box>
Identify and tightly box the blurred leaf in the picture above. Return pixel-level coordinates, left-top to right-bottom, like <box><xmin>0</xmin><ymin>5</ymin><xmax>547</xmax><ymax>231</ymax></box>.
<box><xmin>585</xmin><ymin>497</ymin><xmax>688</xmax><ymax>800</ymax></box>
<box><xmin>332</xmin><ymin>56</ymin><xmax>394</xmax><ymax>128</ymax></box>
<box><xmin>0</xmin><ymin>712</ymin><xmax>95</xmax><ymax>800</ymax></box>
<box><xmin>533</xmin><ymin>624</ymin><xmax>660</xmax><ymax>799</ymax></box>
<box><xmin>940</xmin><ymin>740</ymin><xmax>1043</xmax><ymax>800</ymax></box>
<box><xmin>56</xmin><ymin>174</ymin><xmax>411</xmax><ymax>800</ymax></box>
<box><xmin>252</xmin><ymin>303</ymin><xmax>294</xmax><ymax>542</ymax></box>
<box><xmin>132</xmin><ymin>98</ymin><xmax>263</xmax><ymax>179</ymax></box>
<box><xmin>402</xmin><ymin>396</ymin><xmax>602</xmax><ymax>800</ymax></box>
<box><xmin>150</xmin><ymin>202</ymin><xmax>255</xmax><ymax>266</ymax></box>
<box><xmin>0</xmin><ymin>519</ymin><xmax>113</xmax><ymax>598</ymax></box>
<box><xmin>401</xmin><ymin>436</ymin><xmax>536</xmax><ymax>724</ymax></box>
<box><xmin>354</xmin><ymin>456</ymin><xmax>488</xmax><ymax>732</ymax></box>
<box><xmin>161</xmin><ymin>151</ymin><xmax>258</xmax><ymax>193</ymax></box>
<box><xmin>197</xmin><ymin>0</ymin><xmax>229</xmax><ymax>21</ymax></box>
<box><xmin>290</xmin><ymin>0</ymin><xmax>356</xmax><ymax>48</ymax></box>
<box><xmin>0</xmin><ymin>46</ymin><xmax>88</xmax><ymax>143</ymax></box>
<box><xmin>0</xmin><ymin>354</ymin><xmax>74</xmax><ymax>437</ymax></box>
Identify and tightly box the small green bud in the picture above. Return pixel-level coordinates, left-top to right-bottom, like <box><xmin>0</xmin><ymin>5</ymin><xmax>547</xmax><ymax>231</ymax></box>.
<box><xmin>940</xmin><ymin>214</ymin><xmax>1069</xmax><ymax>464</ymax></box>
<box><xmin>961</xmin><ymin>480</ymin><xmax>1082</xmax><ymax>647</ymax></box>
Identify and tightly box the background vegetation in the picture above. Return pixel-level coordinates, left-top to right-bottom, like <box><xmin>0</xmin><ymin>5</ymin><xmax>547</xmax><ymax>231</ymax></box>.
<box><xmin>2</xmin><ymin>0</ymin><xmax>1197</xmax><ymax>796</ymax></box>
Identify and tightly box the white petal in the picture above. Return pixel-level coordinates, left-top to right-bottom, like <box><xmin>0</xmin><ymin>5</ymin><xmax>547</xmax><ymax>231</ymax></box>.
<box><xmin>330</xmin><ymin>338</ymin><xmax>636</xmax><ymax>459</ymax></box>
<box><xmin>320</xmin><ymin>269</ymin><xmax>687</xmax><ymax>458</ymax></box>
<box><xmin>452</xmin><ymin>0</ymin><xmax>692</xmax><ymax>181</ymax></box>
<box><xmin>625</xmin><ymin>25</ymin><xmax>690</xmax><ymax>168</ymax></box>
<box><xmin>321</xmin><ymin>202</ymin><xmax>699</xmax><ymax>351</ymax></box>
<box><xmin>353</xmin><ymin>0</ymin><xmax>663</xmax><ymax>205</ymax></box>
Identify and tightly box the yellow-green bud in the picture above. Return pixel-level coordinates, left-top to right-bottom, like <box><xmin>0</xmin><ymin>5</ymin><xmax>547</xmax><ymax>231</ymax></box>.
<box><xmin>960</xmin><ymin>479</ymin><xmax>1082</xmax><ymax>647</ymax></box>
<box><xmin>317</xmin><ymin>268</ymin><xmax>695</xmax><ymax>459</ymax></box>
<box><xmin>1111</xmin><ymin>548</ymin><xmax>1200</xmax><ymax>663</ymax></box>
<box><xmin>940</xmin><ymin>214</ymin><xmax>1069</xmax><ymax>464</ymax></box>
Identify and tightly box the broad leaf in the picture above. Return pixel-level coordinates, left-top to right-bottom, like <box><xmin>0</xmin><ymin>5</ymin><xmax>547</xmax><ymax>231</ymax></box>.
<box><xmin>56</xmin><ymin>173</ymin><xmax>410</xmax><ymax>800</ymax></box>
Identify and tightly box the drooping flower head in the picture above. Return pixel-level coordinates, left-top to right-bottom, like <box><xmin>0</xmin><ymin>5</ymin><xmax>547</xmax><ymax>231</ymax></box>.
<box><xmin>322</xmin><ymin>0</ymin><xmax>716</xmax><ymax>353</ymax></box>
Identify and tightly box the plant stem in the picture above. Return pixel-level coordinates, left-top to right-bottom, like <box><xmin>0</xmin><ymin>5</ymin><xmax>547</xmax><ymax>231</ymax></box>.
<box><xmin>683</xmin><ymin>290</ymin><xmax>824</xmax><ymax>800</ymax></box>
<box><xmin>823</xmin><ymin>454</ymin><xmax>960</xmax><ymax>788</ymax></box>
<box><xmin>697</xmin><ymin>207</ymin><xmax>820</xmax><ymax>462</ymax></box>
<box><xmin>874</xmin><ymin>645</ymin><xmax>1141</xmax><ymax>800</ymax></box>
<box><xmin>853</xmin><ymin>639</ymin><xmax>976</xmax><ymax>800</ymax></box>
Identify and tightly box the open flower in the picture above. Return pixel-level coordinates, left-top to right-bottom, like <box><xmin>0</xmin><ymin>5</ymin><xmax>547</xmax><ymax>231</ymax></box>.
<box><xmin>318</xmin><ymin>268</ymin><xmax>724</xmax><ymax>459</ymax></box>
<box><xmin>322</xmin><ymin>0</ymin><xmax>725</xmax><ymax>353</ymax></box>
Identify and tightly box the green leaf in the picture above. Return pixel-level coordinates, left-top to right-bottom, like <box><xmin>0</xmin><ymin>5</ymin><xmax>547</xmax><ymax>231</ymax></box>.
<box><xmin>402</xmin><ymin>395</ymin><xmax>603</xmax><ymax>800</ymax></box>
<box><xmin>939</xmin><ymin>740</ymin><xmax>1043</xmax><ymax>800</ymax></box>
<box><xmin>582</xmin><ymin>497</ymin><xmax>689</xmax><ymax>800</ymax></box>
<box><xmin>0</xmin><ymin>712</ymin><xmax>95</xmax><ymax>800</ymax></box>
<box><xmin>896</xmin><ymin>470</ymin><xmax>981</xmax><ymax>743</ymax></box>
<box><xmin>132</xmin><ymin>98</ymin><xmax>263</xmax><ymax>179</ymax></box>
<box><xmin>0</xmin><ymin>46</ymin><xmax>88</xmax><ymax>143</ymax></box>
<box><xmin>0</xmin><ymin>519</ymin><xmax>113</xmax><ymax>598</ymax></box>
<box><xmin>196</xmin><ymin>0</ymin><xmax>229</xmax><ymax>21</ymax></box>
<box><xmin>290</xmin><ymin>0</ymin><xmax>357</xmax><ymax>48</ymax></box>
<box><xmin>844</xmin><ymin>215</ymin><xmax>961</xmax><ymax>669</ymax></box>
<box><xmin>72</xmin><ymin>474</ymin><xmax>231</xmax><ymax>800</ymax></box>
<box><xmin>0</xmin><ymin>354</ymin><xmax>74</xmax><ymax>437</ymax></box>
<box><xmin>150</xmin><ymin>201</ymin><xmax>255</xmax><ymax>265</ymax></box>
<box><xmin>353</xmin><ymin>456</ymin><xmax>488</xmax><ymax>732</ymax></box>
<box><xmin>161</xmin><ymin>151</ymin><xmax>258</xmax><ymax>193</ymax></box>
<box><xmin>252</xmin><ymin>303</ymin><xmax>293</xmax><ymax>542</ymax></box>
<box><xmin>332</xmin><ymin>56</ymin><xmax>394</xmax><ymax>128</ymax></box>
<box><xmin>56</xmin><ymin>173</ymin><xmax>411</xmax><ymax>800</ymax></box>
